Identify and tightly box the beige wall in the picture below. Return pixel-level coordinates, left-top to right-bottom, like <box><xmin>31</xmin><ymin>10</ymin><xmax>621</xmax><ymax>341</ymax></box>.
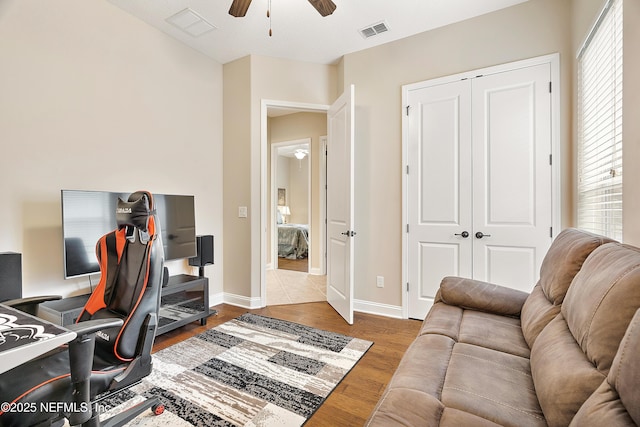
<box><xmin>268</xmin><ymin>112</ymin><xmax>327</xmax><ymax>272</ymax></box>
<box><xmin>341</xmin><ymin>0</ymin><xmax>574</xmax><ymax>307</ymax></box>
<box><xmin>223</xmin><ymin>56</ymin><xmax>336</xmax><ymax>301</ymax></box>
<box><xmin>222</xmin><ymin>56</ymin><xmax>252</xmax><ymax>300</ymax></box>
<box><xmin>0</xmin><ymin>0</ymin><xmax>224</xmax><ymax>298</ymax></box>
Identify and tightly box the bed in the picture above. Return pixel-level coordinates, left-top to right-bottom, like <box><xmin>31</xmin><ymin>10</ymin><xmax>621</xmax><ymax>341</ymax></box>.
<box><xmin>278</xmin><ymin>223</ymin><xmax>309</xmax><ymax>259</ymax></box>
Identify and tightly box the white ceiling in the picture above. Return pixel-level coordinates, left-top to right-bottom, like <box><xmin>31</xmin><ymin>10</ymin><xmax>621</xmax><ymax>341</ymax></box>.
<box><xmin>107</xmin><ymin>0</ymin><xmax>530</xmax><ymax>65</ymax></box>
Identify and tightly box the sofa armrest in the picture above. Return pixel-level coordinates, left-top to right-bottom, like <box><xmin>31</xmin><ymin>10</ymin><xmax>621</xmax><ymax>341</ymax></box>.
<box><xmin>435</xmin><ymin>276</ymin><xmax>529</xmax><ymax>317</ymax></box>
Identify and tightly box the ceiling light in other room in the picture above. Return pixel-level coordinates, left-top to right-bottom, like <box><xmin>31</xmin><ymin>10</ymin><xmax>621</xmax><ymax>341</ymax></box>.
<box><xmin>359</xmin><ymin>21</ymin><xmax>390</xmax><ymax>39</ymax></box>
<box><xmin>294</xmin><ymin>150</ymin><xmax>307</xmax><ymax>160</ymax></box>
<box><xmin>166</xmin><ymin>8</ymin><xmax>216</xmax><ymax>37</ymax></box>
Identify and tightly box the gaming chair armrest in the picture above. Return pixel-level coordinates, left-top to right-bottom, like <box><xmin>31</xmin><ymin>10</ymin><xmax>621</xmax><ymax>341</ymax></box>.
<box><xmin>64</xmin><ymin>319</ymin><xmax>124</xmax><ymax>425</ymax></box>
<box><xmin>66</xmin><ymin>318</ymin><xmax>125</xmax><ymax>337</ymax></box>
<box><xmin>2</xmin><ymin>295</ymin><xmax>62</xmax><ymax>315</ymax></box>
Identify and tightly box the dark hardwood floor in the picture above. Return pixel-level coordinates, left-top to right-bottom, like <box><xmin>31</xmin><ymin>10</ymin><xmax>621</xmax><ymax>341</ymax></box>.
<box><xmin>153</xmin><ymin>302</ymin><xmax>422</xmax><ymax>426</ymax></box>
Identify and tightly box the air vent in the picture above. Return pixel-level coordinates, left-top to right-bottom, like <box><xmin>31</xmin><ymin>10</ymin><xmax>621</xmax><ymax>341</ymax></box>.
<box><xmin>359</xmin><ymin>21</ymin><xmax>390</xmax><ymax>39</ymax></box>
<box><xmin>166</xmin><ymin>8</ymin><xmax>216</xmax><ymax>37</ymax></box>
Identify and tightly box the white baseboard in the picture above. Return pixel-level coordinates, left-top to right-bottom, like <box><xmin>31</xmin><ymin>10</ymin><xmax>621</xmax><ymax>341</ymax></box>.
<box><xmin>209</xmin><ymin>292</ymin><xmax>404</xmax><ymax>319</ymax></box>
<box><xmin>209</xmin><ymin>291</ymin><xmax>225</xmax><ymax>307</ymax></box>
<box><xmin>223</xmin><ymin>292</ymin><xmax>263</xmax><ymax>309</ymax></box>
<box><xmin>309</xmin><ymin>267</ymin><xmax>324</xmax><ymax>275</ymax></box>
<box><xmin>354</xmin><ymin>299</ymin><xmax>404</xmax><ymax>319</ymax></box>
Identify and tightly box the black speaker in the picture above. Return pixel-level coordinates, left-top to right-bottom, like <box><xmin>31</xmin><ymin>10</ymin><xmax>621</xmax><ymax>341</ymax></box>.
<box><xmin>189</xmin><ymin>235</ymin><xmax>214</xmax><ymax>267</ymax></box>
<box><xmin>0</xmin><ymin>252</ymin><xmax>22</xmax><ymax>302</ymax></box>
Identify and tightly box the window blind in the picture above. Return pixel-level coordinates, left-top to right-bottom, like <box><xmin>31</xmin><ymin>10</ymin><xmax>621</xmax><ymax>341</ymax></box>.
<box><xmin>577</xmin><ymin>0</ymin><xmax>623</xmax><ymax>241</ymax></box>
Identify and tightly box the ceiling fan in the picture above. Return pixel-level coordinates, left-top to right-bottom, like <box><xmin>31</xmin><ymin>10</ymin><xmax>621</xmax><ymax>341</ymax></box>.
<box><xmin>229</xmin><ymin>0</ymin><xmax>337</xmax><ymax>18</ymax></box>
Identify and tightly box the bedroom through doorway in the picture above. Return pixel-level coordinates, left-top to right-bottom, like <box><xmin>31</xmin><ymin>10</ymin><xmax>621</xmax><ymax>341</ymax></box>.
<box><xmin>273</xmin><ymin>139</ymin><xmax>311</xmax><ymax>273</ymax></box>
<box><xmin>265</xmin><ymin>106</ymin><xmax>328</xmax><ymax>306</ymax></box>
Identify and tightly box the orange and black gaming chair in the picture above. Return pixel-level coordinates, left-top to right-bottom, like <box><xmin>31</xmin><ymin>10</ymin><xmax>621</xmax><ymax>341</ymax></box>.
<box><xmin>0</xmin><ymin>190</ymin><xmax>165</xmax><ymax>427</ymax></box>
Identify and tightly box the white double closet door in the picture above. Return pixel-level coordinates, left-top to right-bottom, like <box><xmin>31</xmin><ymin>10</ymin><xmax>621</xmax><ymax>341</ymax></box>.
<box><xmin>405</xmin><ymin>59</ymin><xmax>556</xmax><ymax>319</ymax></box>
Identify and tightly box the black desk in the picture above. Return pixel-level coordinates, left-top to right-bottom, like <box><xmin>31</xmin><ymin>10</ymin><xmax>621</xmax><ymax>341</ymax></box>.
<box><xmin>0</xmin><ymin>304</ymin><xmax>76</xmax><ymax>374</ymax></box>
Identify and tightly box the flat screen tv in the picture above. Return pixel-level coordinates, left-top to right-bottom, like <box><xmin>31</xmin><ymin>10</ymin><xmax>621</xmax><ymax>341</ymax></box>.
<box><xmin>61</xmin><ymin>190</ymin><xmax>197</xmax><ymax>279</ymax></box>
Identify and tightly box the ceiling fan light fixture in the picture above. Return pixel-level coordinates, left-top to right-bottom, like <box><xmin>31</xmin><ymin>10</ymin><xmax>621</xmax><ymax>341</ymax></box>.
<box><xmin>294</xmin><ymin>150</ymin><xmax>307</xmax><ymax>160</ymax></box>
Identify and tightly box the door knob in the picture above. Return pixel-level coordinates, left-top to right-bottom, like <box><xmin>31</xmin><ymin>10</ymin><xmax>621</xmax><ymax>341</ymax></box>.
<box><xmin>341</xmin><ymin>230</ymin><xmax>356</xmax><ymax>237</ymax></box>
<box><xmin>454</xmin><ymin>231</ymin><xmax>470</xmax><ymax>238</ymax></box>
<box><xmin>475</xmin><ymin>231</ymin><xmax>491</xmax><ymax>239</ymax></box>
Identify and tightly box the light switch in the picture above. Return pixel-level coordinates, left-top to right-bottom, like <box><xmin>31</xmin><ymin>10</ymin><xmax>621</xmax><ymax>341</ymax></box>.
<box><xmin>238</xmin><ymin>206</ymin><xmax>248</xmax><ymax>218</ymax></box>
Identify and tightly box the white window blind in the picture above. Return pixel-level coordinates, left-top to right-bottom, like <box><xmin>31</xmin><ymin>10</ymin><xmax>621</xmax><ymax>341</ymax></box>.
<box><xmin>577</xmin><ymin>0</ymin><xmax>623</xmax><ymax>241</ymax></box>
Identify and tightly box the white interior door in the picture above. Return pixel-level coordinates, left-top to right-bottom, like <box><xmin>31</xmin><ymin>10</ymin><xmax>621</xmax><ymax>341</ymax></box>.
<box><xmin>472</xmin><ymin>64</ymin><xmax>552</xmax><ymax>292</ymax></box>
<box><xmin>326</xmin><ymin>85</ymin><xmax>355</xmax><ymax>324</ymax></box>
<box><xmin>406</xmin><ymin>80</ymin><xmax>473</xmax><ymax>320</ymax></box>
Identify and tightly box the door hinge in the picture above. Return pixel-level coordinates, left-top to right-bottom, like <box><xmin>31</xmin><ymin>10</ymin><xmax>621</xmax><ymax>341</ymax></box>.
<box><xmin>407</xmin><ymin>282</ymin><xmax>410</xmax><ymax>292</ymax></box>
<box><xmin>549</xmin><ymin>81</ymin><xmax>552</xmax><ymax>93</ymax></box>
<box><xmin>406</xmin><ymin>224</ymin><xmax>409</xmax><ymax>233</ymax></box>
<box><xmin>406</xmin><ymin>165</ymin><xmax>409</xmax><ymax>174</ymax></box>
<box><xmin>549</xmin><ymin>154</ymin><xmax>552</xmax><ymax>165</ymax></box>
<box><xmin>550</xmin><ymin>227</ymin><xmax>553</xmax><ymax>238</ymax></box>
<box><xmin>406</xmin><ymin>105</ymin><xmax>410</xmax><ymax>116</ymax></box>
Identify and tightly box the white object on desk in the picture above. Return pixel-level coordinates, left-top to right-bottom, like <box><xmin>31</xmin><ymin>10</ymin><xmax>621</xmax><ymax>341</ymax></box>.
<box><xmin>0</xmin><ymin>304</ymin><xmax>77</xmax><ymax>374</ymax></box>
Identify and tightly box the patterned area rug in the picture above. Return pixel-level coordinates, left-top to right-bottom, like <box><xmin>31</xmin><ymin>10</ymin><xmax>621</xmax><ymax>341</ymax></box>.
<box><xmin>102</xmin><ymin>313</ymin><xmax>373</xmax><ymax>426</ymax></box>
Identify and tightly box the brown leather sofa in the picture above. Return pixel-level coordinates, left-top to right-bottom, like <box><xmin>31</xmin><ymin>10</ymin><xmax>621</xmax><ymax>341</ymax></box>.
<box><xmin>367</xmin><ymin>228</ymin><xmax>640</xmax><ymax>426</ymax></box>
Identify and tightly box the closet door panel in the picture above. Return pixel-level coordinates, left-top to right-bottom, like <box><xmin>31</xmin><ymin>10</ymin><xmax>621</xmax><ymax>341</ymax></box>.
<box><xmin>472</xmin><ymin>64</ymin><xmax>552</xmax><ymax>292</ymax></box>
<box><xmin>406</xmin><ymin>80</ymin><xmax>472</xmax><ymax>319</ymax></box>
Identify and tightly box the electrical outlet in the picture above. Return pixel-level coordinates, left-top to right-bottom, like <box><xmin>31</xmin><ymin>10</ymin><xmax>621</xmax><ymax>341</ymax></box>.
<box><xmin>376</xmin><ymin>276</ymin><xmax>384</xmax><ymax>288</ymax></box>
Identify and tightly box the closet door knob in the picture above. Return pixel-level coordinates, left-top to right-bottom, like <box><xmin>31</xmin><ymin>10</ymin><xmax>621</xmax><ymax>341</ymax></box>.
<box><xmin>475</xmin><ymin>232</ymin><xmax>491</xmax><ymax>239</ymax></box>
<box><xmin>454</xmin><ymin>231</ymin><xmax>470</xmax><ymax>238</ymax></box>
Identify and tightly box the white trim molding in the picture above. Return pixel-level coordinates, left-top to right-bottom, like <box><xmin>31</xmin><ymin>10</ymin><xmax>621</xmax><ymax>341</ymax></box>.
<box><xmin>223</xmin><ymin>292</ymin><xmax>263</xmax><ymax>309</ymax></box>
<box><xmin>354</xmin><ymin>299</ymin><xmax>404</xmax><ymax>319</ymax></box>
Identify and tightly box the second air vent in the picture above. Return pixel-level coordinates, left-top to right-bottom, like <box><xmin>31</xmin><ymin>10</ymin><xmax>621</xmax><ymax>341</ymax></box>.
<box><xmin>359</xmin><ymin>21</ymin><xmax>390</xmax><ymax>39</ymax></box>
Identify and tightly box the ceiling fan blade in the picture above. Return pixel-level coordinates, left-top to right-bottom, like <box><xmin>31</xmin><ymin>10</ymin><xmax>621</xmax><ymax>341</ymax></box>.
<box><xmin>308</xmin><ymin>0</ymin><xmax>337</xmax><ymax>17</ymax></box>
<box><xmin>229</xmin><ymin>0</ymin><xmax>252</xmax><ymax>17</ymax></box>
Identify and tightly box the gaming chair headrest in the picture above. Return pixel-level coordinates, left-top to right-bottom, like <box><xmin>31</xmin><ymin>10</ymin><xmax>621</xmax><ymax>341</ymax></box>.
<box><xmin>116</xmin><ymin>191</ymin><xmax>154</xmax><ymax>233</ymax></box>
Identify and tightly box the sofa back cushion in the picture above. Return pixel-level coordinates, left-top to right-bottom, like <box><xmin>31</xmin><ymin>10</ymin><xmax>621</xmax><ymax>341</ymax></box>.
<box><xmin>521</xmin><ymin>228</ymin><xmax>615</xmax><ymax>348</ymax></box>
<box><xmin>569</xmin><ymin>308</ymin><xmax>640</xmax><ymax>426</ymax></box>
<box><xmin>531</xmin><ymin>243</ymin><xmax>640</xmax><ymax>426</ymax></box>
<box><xmin>563</xmin><ymin>243</ymin><xmax>640</xmax><ymax>372</ymax></box>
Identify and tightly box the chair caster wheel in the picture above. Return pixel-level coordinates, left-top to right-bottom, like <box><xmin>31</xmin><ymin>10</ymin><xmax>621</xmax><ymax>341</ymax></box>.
<box><xmin>152</xmin><ymin>403</ymin><xmax>165</xmax><ymax>415</ymax></box>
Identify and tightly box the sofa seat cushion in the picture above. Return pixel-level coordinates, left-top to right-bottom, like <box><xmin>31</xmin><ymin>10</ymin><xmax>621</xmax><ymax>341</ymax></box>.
<box><xmin>367</xmin><ymin>389</ymin><xmax>504</xmax><ymax>427</ymax></box>
<box><xmin>384</xmin><ymin>333</ymin><xmax>455</xmax><ymax>396</ymax></box>
<box><xmin>442</xmin><ymin>343</ymin><xmax>545</xmax><ymax>427</ymax></box>
<box><xmin>367</xmin><ymin>333</ymin><xmax>545</xmax><ymax>427</ymax></box>
<box><xmin>421</xmin><ymin>303</ymin><xmax>530</xmax><ymax>358</ymax></box>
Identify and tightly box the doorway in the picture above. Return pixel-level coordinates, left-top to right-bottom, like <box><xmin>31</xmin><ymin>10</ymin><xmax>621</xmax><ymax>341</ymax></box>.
<box><xmin>261</xmin><ymin>101</ymin><xmax>329</xmax><ymax>307</ymax></box>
